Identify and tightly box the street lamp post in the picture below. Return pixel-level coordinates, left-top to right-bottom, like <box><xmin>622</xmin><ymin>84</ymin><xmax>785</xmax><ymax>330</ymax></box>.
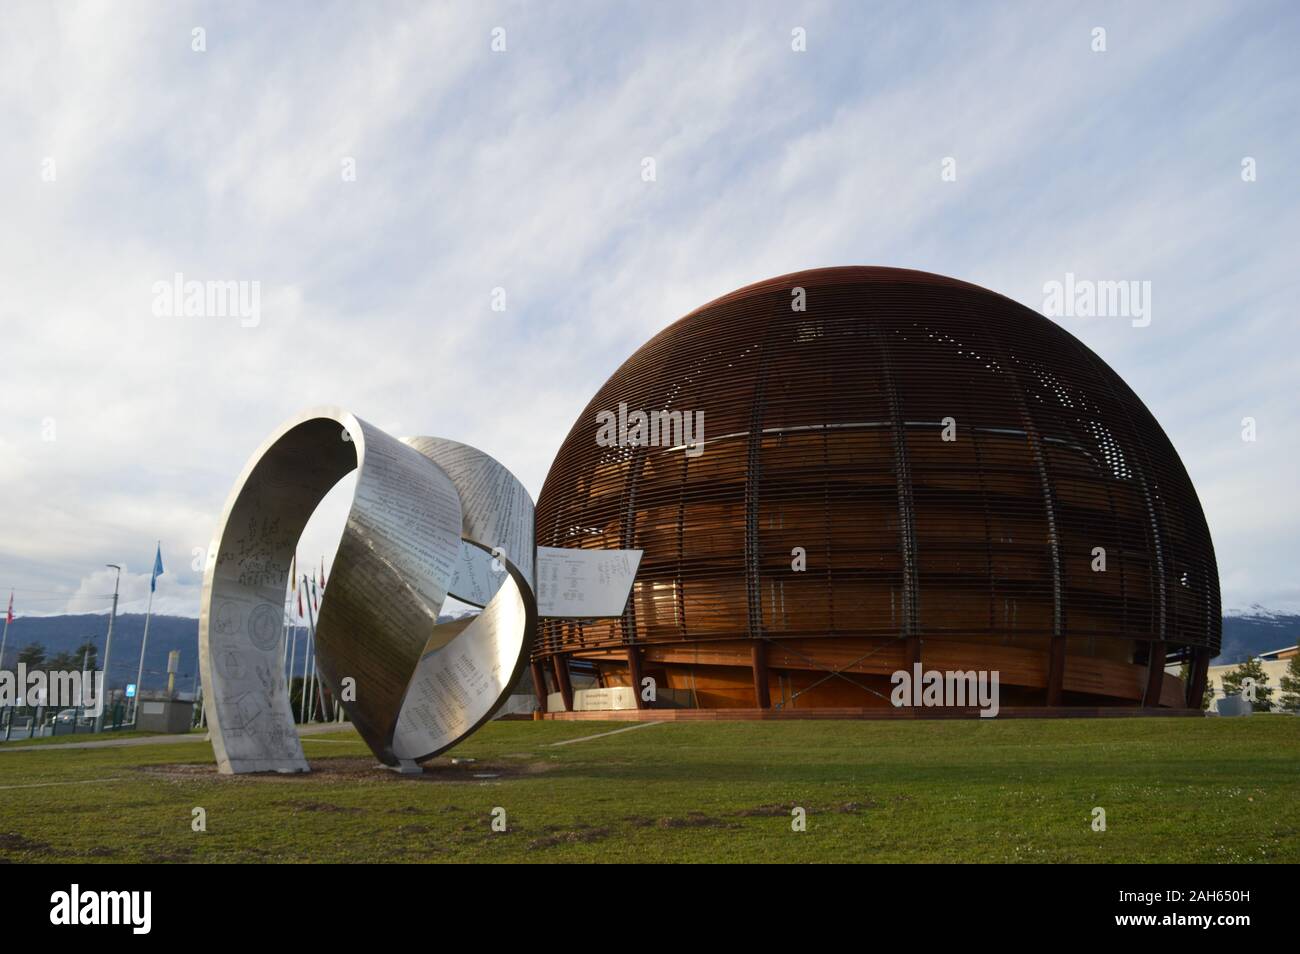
<box><xmin>95</xmin><ymin>565</ymin><xmax>121</xmax><ymax>733</ymax></box>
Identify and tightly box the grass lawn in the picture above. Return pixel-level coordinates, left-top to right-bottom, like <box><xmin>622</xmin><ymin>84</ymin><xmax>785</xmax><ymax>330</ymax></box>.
<box><xmin>0</xmin><ymin>716</ymin><xmax>1296</xmax><ymax>862</ymax></box>
<box><xmin>0</xmin><ymin>728</ymin><xmax>195</xmax><ymax>748</ymax></box>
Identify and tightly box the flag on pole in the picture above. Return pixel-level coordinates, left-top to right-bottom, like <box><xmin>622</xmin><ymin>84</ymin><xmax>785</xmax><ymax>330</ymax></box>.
<box><xmin>320</xmin><ymin>556</ymin><xmax>327</xmax><ymax>590</ymax></box>
<box><xmin>150</xmin><ymin>543</ymin><xmax>165</xmax><ymax>592</ymax></box>
<box><xmin>5</xmin><ymin>591</ymin><xmax>12</xmax><ymax>625</ymax></box>
<box><xmin>293</xmin><ymin>554</ymin><xmax>303</xmax><ymax>618</ymax></box>
<box><xmin>311</xmin><ymin>574</ymin><xmax>319</xmax><ymax>612</ymax></box>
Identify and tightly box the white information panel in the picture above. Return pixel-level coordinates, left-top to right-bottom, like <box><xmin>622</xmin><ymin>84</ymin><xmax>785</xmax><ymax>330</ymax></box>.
<box><xmin>535</xmin><ymin>546</ymin><xmax>642</xmax><ymax>619</ymax></box>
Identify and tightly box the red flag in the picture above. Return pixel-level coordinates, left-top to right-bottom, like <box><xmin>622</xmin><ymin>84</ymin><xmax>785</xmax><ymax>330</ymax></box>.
<box><xmin>5</xmin><ymin>591</ymin><xmax>12</xmax><ymax>625</ymax></box>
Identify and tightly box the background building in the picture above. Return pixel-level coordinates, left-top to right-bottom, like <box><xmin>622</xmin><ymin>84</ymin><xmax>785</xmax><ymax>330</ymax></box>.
<box><xmin>1206</xmin><ymin>644</ymin><xmax>1298</xmax><ymax>712</ymax></box>
<box><xmin>533</xmin><ymin>267</ymin><xmax>1220</xmax><ymax>714</ymax></box>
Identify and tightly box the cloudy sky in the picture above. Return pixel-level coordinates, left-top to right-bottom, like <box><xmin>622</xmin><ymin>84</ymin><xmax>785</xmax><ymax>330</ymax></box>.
<box><xmin>0</xmin><ymin>1</ymin><xmax>1296</xmax><ymax>622</ymax></box>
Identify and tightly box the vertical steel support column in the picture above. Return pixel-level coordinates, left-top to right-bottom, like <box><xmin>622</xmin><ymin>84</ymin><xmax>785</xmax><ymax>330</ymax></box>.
<box><xmin>905</xmin><ymin>634</ymin><xmax>922</xmax><ymax>671</ymax></box>
<box><xmin>1028</xmin><ymin>426</ymin><xmax>1066</xmax><ymax>707</ymax></box>
<box><xmin>874</xmin><ymin>319</ymin><xmax>920</xmax><ymax>670</ymax></box>
<box><xmin>743</xmin><ymin>305</ymin><xmax>775</xmax><ymax>664</ymax></box>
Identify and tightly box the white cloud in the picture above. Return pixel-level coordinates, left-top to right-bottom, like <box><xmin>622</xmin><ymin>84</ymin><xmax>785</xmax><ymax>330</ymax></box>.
<box><xmin>0</xmin><ymin>1</ymin><xmax>1295</xmax><ymax>616</ymax></box>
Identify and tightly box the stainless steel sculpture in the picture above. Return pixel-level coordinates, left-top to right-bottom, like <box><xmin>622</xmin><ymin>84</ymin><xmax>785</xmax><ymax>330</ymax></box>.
<box><xmin>199</xmin><ymin>407</ymin><xmax>640</xmax><ymax>774</ymax></box>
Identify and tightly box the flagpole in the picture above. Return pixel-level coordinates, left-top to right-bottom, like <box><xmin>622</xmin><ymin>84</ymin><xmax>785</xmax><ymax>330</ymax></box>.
<box><xmin>0</xmin><ymin>595</ymin><xmax>11</xmax><ymax>738</ymax></box>
<box><xmin>131</xmin><ymin>543</ymin><xmax>162</xmax><ymax>723</ymax></box>
<box><xmin>304</xmin><ymin>574</ymin><xmax>321</xmax><ymax>723</ymax></box>
<box><xmin>298</xmin><ymin>575</ymin><xmax>311</xmax><ymax>724</ymax></box>
<box><xmin>310</xmin><ymin>569</ymin><xmax>324</xmax><ymax>721</ymax></box>
<box><xmin>131</xmin><ymin>588</ymin><xmax>154</xmax><ymax>723</ymax></box>
<box><xmin>320</xmin><ymin>557</ymin><xmax>334</xmax><ymax>720</ymax></box>
<box><xmin>0</xmin><ymin>594</ymin><xmax>11</xmax><ymax>670</ymax></box>
<box><xmin>287</xmin><ymin>619</ymin><xmax>300</xmax><ymax>715</ymax></box>
<box><xmin>95</xmin><ymin>565</ymin><xmax>121</xmax><ymax>733</ymax></box>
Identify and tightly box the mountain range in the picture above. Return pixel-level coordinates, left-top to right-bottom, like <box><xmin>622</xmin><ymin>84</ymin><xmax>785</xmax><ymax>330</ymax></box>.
<box><xmin>2</xmin><ymin>609</ymin><xmax>1295</xmax><ymax>693</ymax></box>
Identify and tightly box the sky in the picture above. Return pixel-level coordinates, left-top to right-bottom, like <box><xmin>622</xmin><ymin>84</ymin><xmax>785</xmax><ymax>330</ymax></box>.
<box><xmin>0</xmin><ymin>1</ymin><xmax>1296</xmax><ymax>622</ymax></box>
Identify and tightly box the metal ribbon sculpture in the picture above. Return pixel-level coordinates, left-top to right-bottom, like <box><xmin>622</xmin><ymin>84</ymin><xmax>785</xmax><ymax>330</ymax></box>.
<box><xmin>198</xmin><ymin>408</ymin><xmax>639</xmax><ymax>774</ymax></box>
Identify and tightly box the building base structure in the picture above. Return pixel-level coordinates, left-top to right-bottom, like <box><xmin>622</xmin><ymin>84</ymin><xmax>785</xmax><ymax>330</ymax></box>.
<box><xmin>540</xmin><ymin>706</ymin><xmax>1206</xmax><ymax>721</ymax></box>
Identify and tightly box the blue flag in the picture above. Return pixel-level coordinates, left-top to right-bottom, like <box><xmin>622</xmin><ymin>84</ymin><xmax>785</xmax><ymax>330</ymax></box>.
<box><xmin>150</xmin><ymin>544</ymin><xmax>164</xmax><ymax>593</ymax></box>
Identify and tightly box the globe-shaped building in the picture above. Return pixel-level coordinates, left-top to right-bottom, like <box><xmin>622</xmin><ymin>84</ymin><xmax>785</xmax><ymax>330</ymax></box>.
<box><xmin>532</xmin><ymin>267</ymin><xmax>1219</xmax><ymax>714</ymax></box>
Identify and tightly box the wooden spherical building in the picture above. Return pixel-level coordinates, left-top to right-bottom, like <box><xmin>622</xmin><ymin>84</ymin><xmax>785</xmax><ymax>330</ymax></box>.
<box><xmin>533</xmin><ymin>267</ymin><xmax>1218</xmax><ymax>714</ymax></box>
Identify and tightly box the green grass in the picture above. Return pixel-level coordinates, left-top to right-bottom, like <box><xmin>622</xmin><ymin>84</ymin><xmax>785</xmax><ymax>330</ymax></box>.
<box><xmin>0</xmin><ymin>727</ymin><xmax>199</xmax><ymax>748</ymax></box>
<box><xmin>0</xmin><ymin>716</ymin><xmax>1296</xmax><ymax>862</ymax></box>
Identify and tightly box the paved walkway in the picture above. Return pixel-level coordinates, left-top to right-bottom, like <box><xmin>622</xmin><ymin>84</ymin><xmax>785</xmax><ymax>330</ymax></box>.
<box><xmin>546</xmin><ymin>721</ymin><xmax>664</xmax><ymax>746</ymax></box>
<box><xmin>0</xmin><ymin>721</ymin><xmax>355</xmax><ymax>753</ymax></box>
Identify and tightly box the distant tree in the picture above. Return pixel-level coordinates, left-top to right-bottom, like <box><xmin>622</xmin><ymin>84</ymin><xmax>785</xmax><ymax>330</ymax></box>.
<box><xmin>75</xmin><ymin>641</ymin><xmax>98</xmax><ymax>670</ymax></box>
<box><xmin>16</xmin><ymin>642</ymin><xmax>46</xmax><ymax>667</ymax></box>
<box><xmin>1278</xmin><ymin>654</ymin><xmax>1300</xmax><ymax>713</ymax></box>
<box><xmin>47</xmin><ymin>650</ymin><xmax>78</xmax><ymax>671</ymax></box>
<box><xmin>1221</xmin><ymin>657</ymin><xmax>1273</xmax><ymax>712</ymax></box>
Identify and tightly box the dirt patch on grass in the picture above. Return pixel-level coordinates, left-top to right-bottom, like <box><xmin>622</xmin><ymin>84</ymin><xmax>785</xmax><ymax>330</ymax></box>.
<box><xmin>0</xmin><ymin>832</ymin><xmax>55</xmax><ymax>859</ymax></box>
<box><xmin>139</xmin><ymin>757</ymin><xmax>549</xmax><ymax>784</ymax></box>
<box><xmin>527</xmin><ymin>826</ymin><xmax>612</xmax><ymax>850</ymax></box>
<box><xmin>656</xmin><ymin>812</ymin><xmax>740</xmax><ymax>830</ymax></box>
<box><xmin>622</xmin><ymin>811</ymin><xmax>741</xmax><ymax>829</ymax></box>
<box><xmin>279</xmin><ymin>799</ymin><xmax>364</xmax><ymax>814</ymax></box>
<box><xmin>835</xmin><ymin>800</ymin><xmax>879</xmax><ymax>813</ymax></box>
<box><xmin>733</xmin><ymin>799</ymin><xmax>878</xmax><ymax>817</ymax></box>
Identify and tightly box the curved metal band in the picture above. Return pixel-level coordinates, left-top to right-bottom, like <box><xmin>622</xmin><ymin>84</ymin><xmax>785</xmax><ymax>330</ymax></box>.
<box><xmin>200</xmin><ymin>408</ymin><xmax>535</xmax><ymax>773</ymax></box>
<box><xmin>387</xmin><ymin>437</ymin><xmax>538</xmax><ymax>760</ymax></box>
<box><xmin>391</xmin><ymin>539</ymin><xmax>538</xmax><ymax>761</ymax></box>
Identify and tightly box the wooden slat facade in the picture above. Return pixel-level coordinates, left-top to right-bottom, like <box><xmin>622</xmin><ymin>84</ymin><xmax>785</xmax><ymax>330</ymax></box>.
<box><xmin>533</xmin><ymin>268</ymin><xmax>1221</xmax><ymax>715</ymax></box>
